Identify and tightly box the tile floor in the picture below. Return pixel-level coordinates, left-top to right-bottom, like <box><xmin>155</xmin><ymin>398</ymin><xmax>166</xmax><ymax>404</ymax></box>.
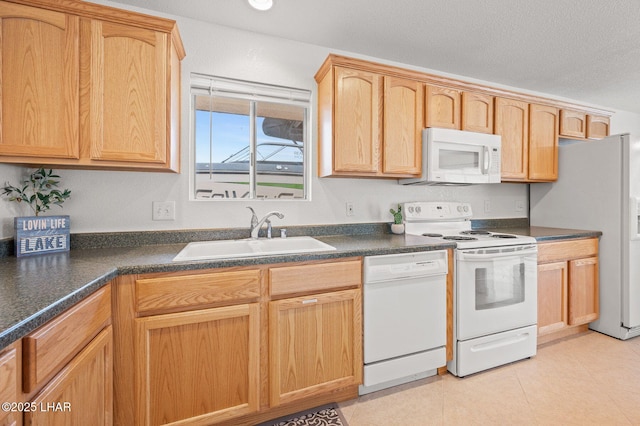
<box><xmin>338</xmin><ymin>331</ymin><xmax>640</xmax><ymax>425</ymax></box>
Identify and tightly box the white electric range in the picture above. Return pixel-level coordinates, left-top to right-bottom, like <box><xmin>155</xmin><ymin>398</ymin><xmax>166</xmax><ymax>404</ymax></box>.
<box><xmin>403</xmin><ymin>201</ymin><xmax>538</xmax><ymax>377</ymax></box>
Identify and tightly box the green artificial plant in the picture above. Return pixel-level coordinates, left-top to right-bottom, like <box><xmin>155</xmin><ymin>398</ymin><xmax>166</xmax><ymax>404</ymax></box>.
<box><xmin>2</xmin><ymin>168</ymin><xmax>71</xmax><ymax>216</ymax></box>
<box><xmin>389</xmin><ymin>204</ymin><xmax>403</xmax><ymax>224</ymax></box>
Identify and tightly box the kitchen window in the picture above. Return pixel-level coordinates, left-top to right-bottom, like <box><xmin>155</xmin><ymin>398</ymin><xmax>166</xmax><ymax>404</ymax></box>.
<box><xmin>190</xmin><ymin>74</ymin><xmax>311</xmax><ymax>200</ymax></box>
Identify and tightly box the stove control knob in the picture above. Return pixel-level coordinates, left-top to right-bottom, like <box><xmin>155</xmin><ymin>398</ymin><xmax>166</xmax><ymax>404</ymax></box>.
<box><xmin>407</xmin><ymin>206</ymin><xmax>414</xmax><ymax>214</ymax></box>
<box><xmin>415</xmin><ymin>206</ymin><xmax>421</xmax><ymax>214</ymax></box>
<box><xmin>463</xmin><ymin>205</ymin><xmax>469</xmax><ymax>212</ymax></box>
<box><xmin>457</xmin><ymin>205</ymin><xmax>463</xmax><ymax>212</ymax></box>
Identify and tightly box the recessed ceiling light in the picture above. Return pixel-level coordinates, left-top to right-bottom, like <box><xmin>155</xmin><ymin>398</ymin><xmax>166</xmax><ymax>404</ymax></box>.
<box><xmin>248</xmin><ymin>0</ymin><xmax>273</xmax><ymax>11</ymax></box>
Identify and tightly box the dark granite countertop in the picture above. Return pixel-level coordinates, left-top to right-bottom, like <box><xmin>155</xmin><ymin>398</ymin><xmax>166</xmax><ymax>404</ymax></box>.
<box><xmin>0</xmin><ymin>232</ymin><xmax>453</xmax><ymax>351</ymax></box>
<box><xmin>482</xmin><ymin>226</ymin><xmax>602</xmax><ymax>241</ymax></box>
<box><xmin>0</xmin><ymin>224</ymin><xmax>601</xmax><ymax>351</ymax></box>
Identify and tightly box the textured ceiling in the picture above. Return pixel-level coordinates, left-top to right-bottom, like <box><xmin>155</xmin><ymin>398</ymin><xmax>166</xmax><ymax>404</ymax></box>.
<box><xmin>111</xmin><ymin>0</ymin><xmax>640</xmax><ymax>114</ymax></box>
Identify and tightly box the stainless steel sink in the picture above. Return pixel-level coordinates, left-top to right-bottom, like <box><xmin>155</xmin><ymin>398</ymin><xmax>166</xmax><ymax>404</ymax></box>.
<box><xmin>173</xmin><ymin>236</ymin><xmax>336</xmax><ymax>262</ymax></box>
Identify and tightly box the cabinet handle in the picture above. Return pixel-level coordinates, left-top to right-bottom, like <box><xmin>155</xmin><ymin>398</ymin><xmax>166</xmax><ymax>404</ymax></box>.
<box><xmin>302</xmin><ymin>298</ymin><xmax>318</xmax><ymax>304</ymax></box>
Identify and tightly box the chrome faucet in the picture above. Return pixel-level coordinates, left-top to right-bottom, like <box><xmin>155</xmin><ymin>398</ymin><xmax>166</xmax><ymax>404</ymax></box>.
<box><xmin>247</xmin><ymin>207</ymin><xmax>284</xmax><ymax>239</ymax></box>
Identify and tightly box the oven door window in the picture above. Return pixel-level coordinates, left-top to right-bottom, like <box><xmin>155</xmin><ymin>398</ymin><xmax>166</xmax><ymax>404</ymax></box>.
<box><xmin>475</xmin><ymin>262</ymin><xmax>525</xmax><ymax>310</ymax></box>
<box><xmin>456</xmin><ymin>247</ymin><xmax>538</xmax><ymax>341</ymax></box>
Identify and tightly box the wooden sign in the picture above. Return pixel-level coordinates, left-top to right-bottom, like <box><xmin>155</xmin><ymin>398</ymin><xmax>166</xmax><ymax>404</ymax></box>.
<box><xmin>15</xmin><ymin>215</ymin><xmax>70</xmax><ymax>257</ymax></box>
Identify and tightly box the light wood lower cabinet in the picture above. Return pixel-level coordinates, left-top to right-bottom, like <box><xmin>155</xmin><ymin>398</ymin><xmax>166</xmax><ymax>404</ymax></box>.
<box><xmin>0</xmin><ymin>342</ymin><xmax>20</xmax><ymax>426</ymax></box>
<box><xmin>537</xmin><ymin>238</ymin><xmax>599</xmax><ymax>343</ymax></box>
<box><xmin>25</xmin><ymin>326</ymin><xmax>113</xmax><ymax>426</ymax></box>
<box><xmin>269</xmin><ymin>289</ymin><xmax>362</xmax><ymax>407</ymax></box>
<box><xmin>135</xmin><ymin>305</ymin><xmax>260</xmax><ymax>425</ymax></box>
<box><xmin>0</xmin><ymin>284</ymin><xmax>114</xmax><ymax>426</ymax></box>
<box><xmin>114</xmin><ymin>258</ymin><xmax>362</xmax><ymax>426</ymax></box>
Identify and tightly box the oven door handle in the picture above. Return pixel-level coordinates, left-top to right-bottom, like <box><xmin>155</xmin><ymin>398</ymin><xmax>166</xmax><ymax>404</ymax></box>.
<box><xmin>458</xmin><ymin>247</ymin><xmax>538</xmax><ymax>260</ymax></box>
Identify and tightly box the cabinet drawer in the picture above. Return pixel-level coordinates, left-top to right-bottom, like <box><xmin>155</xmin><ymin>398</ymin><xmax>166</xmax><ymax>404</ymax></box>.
<box><xmin>270</xmin><ymin>259</ymin><xmax>362</xmax><ymax>297</ymax></box>
<box><xmin>537</xmin><ymin>238</ymin><xmax>598</xmax><ymax>263</ymax></box>
<box><xmin>23</xmin><ymin>285</ymin><xmax>111</xmax><ymax>393</ymax></box>
<box><xmin>135</xmin><ymin>269</ymin><xmax>261</xmax><ymax>314</ymax></box>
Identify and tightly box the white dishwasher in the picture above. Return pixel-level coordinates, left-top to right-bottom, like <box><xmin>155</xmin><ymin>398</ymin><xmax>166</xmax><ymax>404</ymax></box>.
<box><xmin>360</xmin><ymin>250</ymin><xmax>447</xmax><ymax>395</ymax></box>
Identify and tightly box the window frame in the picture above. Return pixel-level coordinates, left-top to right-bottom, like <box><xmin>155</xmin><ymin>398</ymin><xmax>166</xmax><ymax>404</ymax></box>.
<box><xmin>189</xmin><ymin>73</ymin><xmax>312</xmax><ymax>201</ymax></box>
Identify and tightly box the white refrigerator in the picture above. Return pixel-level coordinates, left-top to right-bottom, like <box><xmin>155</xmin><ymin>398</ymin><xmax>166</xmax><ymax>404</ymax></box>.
<box><xmin>530</xmin><ymin>133</ymin><xmax>640</xmax><ymax>340</ymax></box>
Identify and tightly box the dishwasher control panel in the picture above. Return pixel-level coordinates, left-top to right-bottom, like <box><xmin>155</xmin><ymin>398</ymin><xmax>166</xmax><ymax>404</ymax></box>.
<box><xmin>363</xmin><ymin>250</ymin><xmax>447</xmax><ymax>283</ymax></box>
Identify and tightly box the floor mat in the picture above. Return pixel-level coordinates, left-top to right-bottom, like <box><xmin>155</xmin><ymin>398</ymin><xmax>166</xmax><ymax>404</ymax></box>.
<box><xmin>260</xmin><ymin>404</ymin><xmax>347</xmax><ymax>426</ymax></box>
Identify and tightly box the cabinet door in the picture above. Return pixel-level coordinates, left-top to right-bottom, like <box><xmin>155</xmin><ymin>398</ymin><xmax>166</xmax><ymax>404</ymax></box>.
<box><xmin>269</xmin><ymin>289</ymin><xmax>362</xmax><ymax>407</ymax></box>
<box><xmin>537</xmin><ymin>261</ymin><xmax>568</xmax><ymax>336</ymax></box>
<box><xmin>586</xmin><ymin>115</ymin><xmax>610</xmax><ymax>139</ymax></box>
<box><xmin>383</xmin><ymin>77</ymin><xmax>422</xmax><ymax>176</ymax></box>
<box><xmin>461</xmin><ymin>92</ymin><xmax>494</xmax><ymax>134</ymax></box>
<box><xmin>333</xmin><ymin>67</ymin><xmax>381</xmax><ymax>173</ymax></box>
<box><xmin>0</xmin><ymin>344</ymin><xmax>19</xmax><ymax>426</ymax></box>
<box><xmin>25</xmin><ymin>326</ymin><xmax>112</xmax><ymax>426</ymax></box>
<box><xmin>82</xmin><ymin>19</ymin><xmax>168</xmax><ymax>166</ymax></box>
<box><xmin>559</xmin><ymin>109</ymin><xmax>586</xmax><ymax>138</ymax></box>
<box><xmin>495</xmin><ymin>97</ymin><xmax>529</xmax><ymax>181</ymax></box>
<box><xmin>0</xmin><ymin>2</ymin><xmax>79</xmax><ymax>159</ymax></box>
<box><xmin>529</xmin><ymin>104</ymin><xmax>559</xmax><ymax>181</ymax></box>
<box><xmin>135</xmin><ymin>304</ymin><xmax>260</xmax><ymax>425</ymax></box>
<box><xmin>568</xmin><ymin>257</ymin><xmax>599</xmax><ymax>325</ymax></box>
<box><xmin>425</xmin><ymin>85</ymin><xmax>460</xmax><ymax>129</ymax></box>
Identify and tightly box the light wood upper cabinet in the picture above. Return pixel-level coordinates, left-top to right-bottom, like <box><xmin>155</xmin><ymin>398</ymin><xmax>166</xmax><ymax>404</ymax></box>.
<box><xmin>560</xmin><ymin>110</ymin><xmax>609</xmax><ymax>140</ymax></box>
<box><xmin>586</xmin><ymin>115</ymin><xmax>610</xmax><ymax>139</ymax></box>
<box><xmin>559</xmin><ymin>109</ymin><xmax>586</xmax><ymax>139</ymax></box>
<box><xmin>495</xmin><ymin>97</ymin><xmax>529</xmax><ymax>181</ymax></box>
<box><xmin>82</xmin><ymin>20</ymin><xmax>169</xmax><ymax>167</ymax></box>
<box><xmin>316</xmin><ymin>55</ymin><xmax>611</xmax><ymax>180</ymax></box>
<box><xmin>316</xmin><ymin>63</ymin><xmax>421</xmax><ymax>178</ymax></box>
<box><xmin>461</xmin><ymin>92</ymin><xmax>494</xmax><ymax>134</ymax></box>
<box><xmin>0</xmin><ymin>1</ymin><xmax>80</xmax><ymax>159</ymax></box>
<box><xmin>332</xmin><ymin>66</ymin><xmax>381</xmax><ymax>174</ymax></box>
<box><xmin>383</xmin><ymin>76</ymin><xmax>423</xmax><ymax>175</ymax></box>
<box><xmin>0</xmin><ymin>0</ymin><xmax>185</xmax><ymax>172</ymax></box>
<box><xmin>528</xmin><ymin>104</ymin><xmax>559</xmax><ymax>181</ymax></box>
<box><xmin>425</xmin><ymin>85</ymin><xmax>460</xmax><ymax>129</ymax></box>
<box><xmin>496</xmin><ymin>101</ymin><xmax>558</xmax><ymax>182</ymax></box>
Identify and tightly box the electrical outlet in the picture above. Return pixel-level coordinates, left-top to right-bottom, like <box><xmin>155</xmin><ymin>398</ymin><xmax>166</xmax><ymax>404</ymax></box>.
<box><xmin>484</xmin><ymin>200</ymin><xmax>491</xmax><ymax>213</ymax></box>
<box><xmin>153</xmin><ymin>201</ymin><xmax>175</xmax><ymax>221</ymax></box>
<box><xmin>346</xmin><ymin>202</ymin><xmax>354</xmax><ymax>217</ymax></box>
<box><xmin>515</xmin><ymin>200</ymin><xmax>525</xmax><ymax>212</ymax></box>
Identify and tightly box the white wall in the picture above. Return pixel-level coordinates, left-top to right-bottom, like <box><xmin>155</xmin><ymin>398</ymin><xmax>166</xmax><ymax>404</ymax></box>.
<box><xmin>1</xmin><ymin>2</ymin><xmax>638</xmax><ymax>238</ymax></box>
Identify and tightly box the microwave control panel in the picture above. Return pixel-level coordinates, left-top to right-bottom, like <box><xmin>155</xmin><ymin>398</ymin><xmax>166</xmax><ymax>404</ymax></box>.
<box><xmin>489</xmin><ymin>147</ymin><xmax>500</xmax><ymax>173</ymax></box>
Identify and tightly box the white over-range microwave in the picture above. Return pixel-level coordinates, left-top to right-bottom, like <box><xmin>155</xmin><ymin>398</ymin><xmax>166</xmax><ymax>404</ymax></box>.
<box><xmin>400</xmin><ymin>127</ymin><xmax>501</xmax><ymax>185</ymax></box>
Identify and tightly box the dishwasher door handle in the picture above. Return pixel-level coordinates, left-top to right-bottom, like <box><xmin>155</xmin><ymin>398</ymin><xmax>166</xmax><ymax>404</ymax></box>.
<box><xmin>364</xmin><ymin>274</ymin><xmax>446</xmax><ymax>286</ymax></box>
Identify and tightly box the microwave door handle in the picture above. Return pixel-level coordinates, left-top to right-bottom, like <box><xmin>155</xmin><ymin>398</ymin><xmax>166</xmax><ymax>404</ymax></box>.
<box><xmin>482</xmin><ymin>146</ymin><xmax>490</xmax><ymax>174</ymax></box>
